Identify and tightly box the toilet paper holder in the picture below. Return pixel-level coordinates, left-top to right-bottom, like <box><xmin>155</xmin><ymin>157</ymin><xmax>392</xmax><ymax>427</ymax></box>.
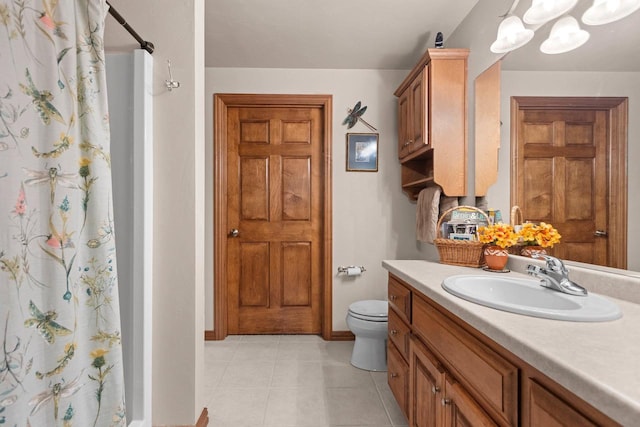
<box><xmin>337</xmin><ymin>265</ymin><xmax>366</xmax><ymax>275</ymax></box>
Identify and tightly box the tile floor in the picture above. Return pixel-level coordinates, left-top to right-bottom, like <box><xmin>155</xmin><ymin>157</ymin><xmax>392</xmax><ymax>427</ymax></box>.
<box><xmin>204</xmin><ymin>335</ymin><xmax>409</xmax><ymax>427</ymax></box>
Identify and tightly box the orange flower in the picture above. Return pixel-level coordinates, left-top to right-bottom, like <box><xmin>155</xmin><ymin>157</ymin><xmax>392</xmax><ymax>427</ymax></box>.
<box><xmin>478</xmin><ymin>223</ymin><xmax>518</xmax><ymax>248</ymax></box>
<box><xmin>517</xmin><ymin>222</ymin><xmax>561</xmax><ymax>248</ymax></box>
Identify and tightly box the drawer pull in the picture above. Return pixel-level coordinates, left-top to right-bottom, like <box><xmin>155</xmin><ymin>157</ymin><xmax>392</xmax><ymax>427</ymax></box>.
<box><xmin>390</xmin><ymin>329</ymin><xmax>398</xmax><ymax>335</ymax></box>
<box><xmin>441</xmin><ymin>398</ymin><xmax>451</xmax><ymax>406</ymax></box>
<box><xmin>390</xmin><ymin>373</ymin><xmax>399</xmax><ymax>378</ymax></box>
<box><xmin>389</xmin><ymin>295</ymin><xmax>397</xmax><ymax>301</ymax></box>
<box><xmin>431</xmin><ymin>386</ymin><xmax>440</xmax><ymax>394</ymax></box>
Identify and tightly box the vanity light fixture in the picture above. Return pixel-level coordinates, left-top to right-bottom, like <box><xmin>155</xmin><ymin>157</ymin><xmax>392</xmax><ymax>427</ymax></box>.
<box><xmin>490</xmin><ymin>0</ymin><xmax>640</xmax><ymax>54</ymax></box>
<box><xmin>490</xmin><ymin>15</ymin><xmax>535</xmax><ymax>53</ymax></box>
<box><xmin>540</xmin><ymin>16</ymin><xmax>590</xmax><ymax>54</ymax></box>
<box><xmin>523</xmin><ymin>0</ymin><xmax>578</xmax><ymax>24</ymax></box>
<box><xmin>582</xmin><ymin>0</ymin><xmax>640</xmax><ymax>25</ymax></box>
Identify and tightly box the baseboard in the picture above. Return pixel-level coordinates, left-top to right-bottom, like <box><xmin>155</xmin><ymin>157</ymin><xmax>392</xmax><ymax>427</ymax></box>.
<box><xmin>331</xmin><ymin>330</ymin><xmax>355</xmax><ymax>341</ymax></box>
<box><xmin>195</xmin><ymin>408</ymin><xmax>208</xmax><ymax>427</ymax></box>
<box><xmin>205</xmin><ymin>329</ymin><xmax>353</xmax><ymax>341</ymax></box>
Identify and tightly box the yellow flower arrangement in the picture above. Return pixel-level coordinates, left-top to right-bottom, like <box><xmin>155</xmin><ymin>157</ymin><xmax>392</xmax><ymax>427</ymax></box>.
<box><xmin>478</xmin><ymin>223</ymin><xmax>519</xmax><ymax>248</ymax></box>
<box><xmin>518</xmin><ymin>222</ymin><xmax>561</xmax><ymax>248</ymax></box>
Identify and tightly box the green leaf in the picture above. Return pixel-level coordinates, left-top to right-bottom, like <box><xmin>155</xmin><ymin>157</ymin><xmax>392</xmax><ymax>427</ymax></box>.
<box><xmin>57</xmin><ymin>47</ymin><xmax>71</xmax><ymax>65</ymax></box>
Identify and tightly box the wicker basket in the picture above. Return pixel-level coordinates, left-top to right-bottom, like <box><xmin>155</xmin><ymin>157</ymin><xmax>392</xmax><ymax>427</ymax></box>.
<box><xmin>434</xmin><ymin>206</ymin><xmax>488</xmax><ymax>268</ymax></box>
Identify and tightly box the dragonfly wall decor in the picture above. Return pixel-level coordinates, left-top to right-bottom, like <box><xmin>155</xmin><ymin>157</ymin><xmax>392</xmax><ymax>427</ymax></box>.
<box><xmin>343</xmin><ymin>101</ymin><xmax>377</xmax><ymax>132</ymax></box>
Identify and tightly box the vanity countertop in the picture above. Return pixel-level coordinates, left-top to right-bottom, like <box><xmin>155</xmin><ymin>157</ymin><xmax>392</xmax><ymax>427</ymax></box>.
<box><xmin>382</xmin><ymin>259</ymin><xmax>640</xmax><ymax>426</ymax></box>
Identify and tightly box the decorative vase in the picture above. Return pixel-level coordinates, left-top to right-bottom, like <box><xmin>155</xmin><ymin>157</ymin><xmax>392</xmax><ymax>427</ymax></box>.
<box><xmin>484</xmin><ymin>245</ymin><xmax>509</xmax><ymax>271</ymax></box>
<box><xmin>520</xmin><ymin>245</ymin><xmax>547</xmax><ymax>258</ymax></box>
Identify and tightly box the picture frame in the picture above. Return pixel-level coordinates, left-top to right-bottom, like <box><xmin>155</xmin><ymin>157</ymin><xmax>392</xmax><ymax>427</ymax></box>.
<box><xmin>346</xmin><ymin>133</ymin><xmax>378</xmax><ymax>172</ymax></box>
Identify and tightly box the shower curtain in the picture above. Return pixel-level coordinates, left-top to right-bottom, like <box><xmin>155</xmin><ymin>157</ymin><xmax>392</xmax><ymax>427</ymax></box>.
<box><xmin>0</xmin><ymin>1</ymin><xmax>126</xmax><ymax>426</ymax></box>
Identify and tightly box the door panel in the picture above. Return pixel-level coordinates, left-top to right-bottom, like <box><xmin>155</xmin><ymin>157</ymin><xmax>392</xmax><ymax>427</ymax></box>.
<box><xmin>239</xmin><ymin>242</ymin><xmax>269</xmax><ymax>307</ymax></box>
<box><xmin>240</xmin><ymin>157</ymin><xmax>269</xmax><ymax>220</ymax></box>
<box><xmin>282</xmin><ymin>157</ymin><xmax>310</xmax><ymax>220</ymax></box>
<box><xmin>281</xmin><ymin>242</ymin><xmax>311</xmax><ymax>306</ymax></box>
<box><xmin>227</xmin><ymin>106</ymin><xmax>323</xmax><ymax>334</ymax></box>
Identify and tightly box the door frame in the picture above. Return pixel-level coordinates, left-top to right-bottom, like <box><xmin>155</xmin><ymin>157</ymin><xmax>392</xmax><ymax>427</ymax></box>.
<box><xmin>510</xmin><ymin>96</ymin><xmax>628</xmax><ymax>268</ymax></box>
<box><xmin>212</xmin><ymin>93</ymin><xmax>333</xmax><ymax>340</ymax></box>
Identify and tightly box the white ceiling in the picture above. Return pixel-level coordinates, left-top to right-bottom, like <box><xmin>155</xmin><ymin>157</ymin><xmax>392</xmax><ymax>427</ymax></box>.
<box><xmin>104</xmin><ymin>0</ymin><xmax>640</xmax><ymax>72</ymax></box>
<box><xmin>204</xmin><ymin>0</ymin><xmax>479</xmax><ymax>69</ymax></box>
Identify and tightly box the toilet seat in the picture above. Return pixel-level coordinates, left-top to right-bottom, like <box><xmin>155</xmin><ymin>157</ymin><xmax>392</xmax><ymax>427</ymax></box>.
<box><xmin>348</xmin><ymin>300</ymin><xmax>388</xmax><ymax>322</ymax></box>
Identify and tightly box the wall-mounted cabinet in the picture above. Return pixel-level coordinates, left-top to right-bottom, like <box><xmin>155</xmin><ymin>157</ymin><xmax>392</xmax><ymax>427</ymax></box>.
<box><xmin>394</xmin><ymin>48</ymin><xmax>469</xmax><ymax>199</ymax></box>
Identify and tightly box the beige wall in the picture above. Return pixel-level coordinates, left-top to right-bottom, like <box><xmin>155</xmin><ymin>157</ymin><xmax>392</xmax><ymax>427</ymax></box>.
<box><xmin>105</xmin><ymin>0</ymin><xmax>205</xmax><ymax>425</ymax></box>
<box><xmin>205</xmin><ymin>68</ymin><xmax>424</xmax><ymax>331</ymax></box>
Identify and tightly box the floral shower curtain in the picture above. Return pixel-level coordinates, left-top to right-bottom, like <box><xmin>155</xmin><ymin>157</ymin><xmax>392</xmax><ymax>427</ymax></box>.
<box><xmin>0</xmin><ymin>0</ymin><xmax>126</xmax><ymax>426</ymax></box>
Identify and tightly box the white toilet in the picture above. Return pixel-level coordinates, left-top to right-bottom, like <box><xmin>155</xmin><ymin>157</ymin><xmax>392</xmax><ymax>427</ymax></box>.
<box><xmin>346</xmin><ymin>300</ymin><xmax>388</xmax><ymax>371</ymax></box>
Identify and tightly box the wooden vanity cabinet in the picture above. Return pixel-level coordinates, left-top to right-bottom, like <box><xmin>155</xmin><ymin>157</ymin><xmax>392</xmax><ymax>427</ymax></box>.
<box><xmin>388</xmin><ymin>273</ymin><xmax>619</xmax><ymax>427</ymax></box>
<box><xmin>394</xmin><ymin>48</ymin><xmax>469</xmax><ymax>199</ymax></box>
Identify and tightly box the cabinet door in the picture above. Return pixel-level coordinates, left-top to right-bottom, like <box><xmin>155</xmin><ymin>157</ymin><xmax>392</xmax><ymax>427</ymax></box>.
<box><xmin>444</xmin><ymin>377</ymin><xmax>498</xmax><ymax>427</ymax></box>
<box><xmin>388</xmin><ymin>341</ymin><xmax>409</xmax><ymax>417</ymax></box>
<box><xmin>409</xmin><ymin>68</ymin><xmax>426</xmax><ymax>153</ymax></box>
<box><xmin>389</xmin><ymin>308</ymin><xmax>411</xmax><ymax>361</ymax></box>
<box><xmin>409</xmin><ymin>336</ymin><xmax>444</xmax><ymax>427</ymax></box>
<box><xmin>398</xmin><ymin>86</ymin><xmax>412</xmax><ymax>159</ymax></box>
<box><xmin>524</xmin><ymin>380</ymin><xmax>598</xmax><ymax>427</ymax></box>
<box><xmin>388</xmin><ymin>275</ymin><xmax>412</xmax><ymax>323</ymax></box>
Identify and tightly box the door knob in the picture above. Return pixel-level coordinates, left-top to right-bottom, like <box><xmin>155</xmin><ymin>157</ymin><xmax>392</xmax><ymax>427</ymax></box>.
<box><xmin>594</xmin><ymin>230</ymin><xmax>608</xmax><ymax>237</ymax></box>
<box><xmin>229</xmin><ymin>228</ymin><xmax>240</xmax><ymax>237</ymax></box>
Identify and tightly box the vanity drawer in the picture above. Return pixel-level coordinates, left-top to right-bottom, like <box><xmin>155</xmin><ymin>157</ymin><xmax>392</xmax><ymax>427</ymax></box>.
<box><xmin>388</xmin><ymin>274</ymin><xmax>411</xmax><ymax>323</ymax></box>
<box><xmin>387</xmin><ymin>340</ymin><xmax>409</xmax><ymax>417</ymax></box>
<box><xmin>388</xmin><ymin>308</ymin><xmax>411</xmax><ymax>361</ymax></box>
<box><xmin>413</xmin><ymin>294</ymin><xmax>518</xmax><ymax>426</ymax></box>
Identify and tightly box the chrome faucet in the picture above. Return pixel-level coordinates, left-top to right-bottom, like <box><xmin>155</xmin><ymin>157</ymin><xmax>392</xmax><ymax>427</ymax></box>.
<box><xmin>526</xmin><ymin>254</ymin><xmax>588</xmax><ymax>296</ymax></box>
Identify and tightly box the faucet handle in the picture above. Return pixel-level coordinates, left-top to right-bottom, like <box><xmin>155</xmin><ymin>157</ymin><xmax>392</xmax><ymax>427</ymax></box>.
<box><xmin>532</xmin><ymin>254</ymin><xmax>568</xmax><ymax>273</ymax></box>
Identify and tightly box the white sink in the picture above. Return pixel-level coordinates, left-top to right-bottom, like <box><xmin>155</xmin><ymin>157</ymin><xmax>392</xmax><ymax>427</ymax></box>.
<box><xmin>442</xmin><ymin>275</ymin><xmax>622</xmax><ymax>322</ymax></box>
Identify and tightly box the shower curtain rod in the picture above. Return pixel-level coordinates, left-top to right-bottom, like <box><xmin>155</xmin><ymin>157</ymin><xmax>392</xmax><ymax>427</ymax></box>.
<box><xmin>106</xmin><ymin>1</ymin><xmax>154</xmax><ymax>54</ymax></box>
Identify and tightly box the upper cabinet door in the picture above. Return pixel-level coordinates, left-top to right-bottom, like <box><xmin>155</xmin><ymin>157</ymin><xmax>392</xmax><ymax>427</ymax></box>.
<box><xmin>409</xmin><ymin>68</ymin><xmax>427</xmax><ymax>154</ymax></box>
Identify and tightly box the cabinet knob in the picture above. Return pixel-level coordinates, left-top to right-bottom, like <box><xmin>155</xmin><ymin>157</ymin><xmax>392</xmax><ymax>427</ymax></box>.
<box><xmin>390</xmin><ymin>373</ymin><xmax>398</xmax><ymax>378</ymax></box>
<box><xmin>390</xmin><ymin>329</ymin><xmax>398</xmax><ymax>335</ymax></box>
<box><xmin>431</xmin><ymin>386</ymin><xmax>440</xmax><ymax>394</ymax></box>
<box><xmin>441</xmin><ymin>398</ymin><xmax>451</xmax><ymax>406</ymax></box>
<box><xmin>389</xmin><ymin>295</ymin><xmax>397</xmax><ymax>301</ymax></box>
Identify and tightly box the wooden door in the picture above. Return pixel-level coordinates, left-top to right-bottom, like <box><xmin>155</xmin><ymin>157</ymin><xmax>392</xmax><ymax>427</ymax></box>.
<box><xmin>226</xmin><ymin>105</ymin><xmax>323</xmax><ymax>334</ymax></box>
<box><xmin>511</xmin><ymin>97</ymin><xmax>628</xmax><ymax>269</ymax></box>
<box><xmin>213</xmin><ymin>94</ymin><xmax>332</xmax><ymax>340</ymax></box>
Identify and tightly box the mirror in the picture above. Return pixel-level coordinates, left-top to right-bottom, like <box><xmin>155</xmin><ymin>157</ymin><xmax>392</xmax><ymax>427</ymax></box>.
<box><xmin>474</xmin><ymin>2</ymin><xmax>640</xmax><ymax>272</ymax></box>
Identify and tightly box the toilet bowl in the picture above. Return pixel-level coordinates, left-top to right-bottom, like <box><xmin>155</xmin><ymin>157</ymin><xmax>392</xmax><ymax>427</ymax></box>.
<box><xmin>346</xmin><ymin>300</ymin><xmax>388</xmax><ymax>371</ymax></box>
